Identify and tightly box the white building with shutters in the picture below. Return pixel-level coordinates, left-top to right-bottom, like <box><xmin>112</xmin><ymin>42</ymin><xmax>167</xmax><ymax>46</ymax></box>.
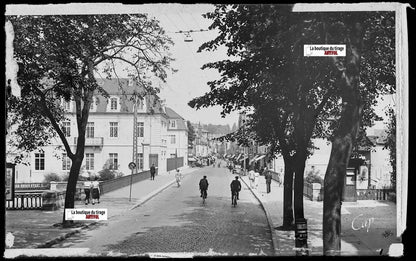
<box><xmin>7</xmin><ymin>78</ymin><xmax>189</xmax><ymax>183</ymax></box>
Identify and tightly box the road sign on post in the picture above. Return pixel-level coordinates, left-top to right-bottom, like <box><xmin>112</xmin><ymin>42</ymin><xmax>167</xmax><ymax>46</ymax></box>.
<box><xmin>128</xmin><ymin>162</ymin><xmax>136</xmax><ymax>170</ymax></box>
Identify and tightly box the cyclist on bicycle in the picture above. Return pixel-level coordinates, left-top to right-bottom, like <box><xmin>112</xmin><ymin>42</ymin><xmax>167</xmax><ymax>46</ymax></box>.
<box><xmin>199</xmin><ymin>175</ymin><xmax>209</xmax><ymax>198</ymax></box>
<box><xmin>230</xmin><ymin>176</ymin><xmax>241</xmax><ymax>203</ymax></box>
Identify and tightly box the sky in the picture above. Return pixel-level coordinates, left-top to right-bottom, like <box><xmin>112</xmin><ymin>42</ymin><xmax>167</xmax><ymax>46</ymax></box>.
<box><xmin>5</xmin><ymin>3</ymin><xmax>240</xmax><ymax>128</ymax></box>
<box><xmin>5</xmin><ymin>3</ymin><xmax>401</xmax><ymax>128</ymax></box>
<box><xmin>138</xmin><ymin>4</ymin><xmax>240</xmax><ymax>127</ymax></box>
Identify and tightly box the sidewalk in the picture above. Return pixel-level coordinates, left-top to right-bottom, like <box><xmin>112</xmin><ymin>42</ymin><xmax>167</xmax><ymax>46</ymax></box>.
<box><xmin>239</xmin><ymin>175</ymin><xmax>402</xmax><ymax>256</ymax></box>
<box><xmin>5</xmin><ymin>167</ymin><xmax>197</xmax><ymax>251</ymax></box>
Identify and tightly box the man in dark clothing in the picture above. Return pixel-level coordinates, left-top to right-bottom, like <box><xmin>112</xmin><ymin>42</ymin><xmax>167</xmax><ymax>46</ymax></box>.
<box><xmin>264</xmin><ymin>167</ymin><xmax>272</xmax><ymax>193</ymax></box>
<box><xmin>150</xmin><ymin>164</ymin><xmax>156</xmax><ymax>180</ymax></box>
<box><xmin>230</xmin><ymin>176</ymin><xmax>241</xmax><ymax>202</ymax></box>
<box><xmin>199</xmin><ymin>175</ymin><xmax>209</xmax><ymax>198</ymax></box>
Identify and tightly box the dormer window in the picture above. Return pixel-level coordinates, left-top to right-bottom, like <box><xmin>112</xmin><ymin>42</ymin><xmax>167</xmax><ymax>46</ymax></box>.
<box><xmin>137</xmin><ymin>98</ymin><xmax>144</xmax><ymax>110</ymax></box>
<box><xmin>107</xmin><ymin>96</ymin><xmax>120</xmax><ymax>112</ymax></box>
<box><xmin>170</xmin><ymin>120</ymin><xmax>176</xmax><ymax>129</ymax></box>
<box><xmin>111</xmin><ymin>98</ymin><xmax>117</xmax><ymax>110</ymax></box>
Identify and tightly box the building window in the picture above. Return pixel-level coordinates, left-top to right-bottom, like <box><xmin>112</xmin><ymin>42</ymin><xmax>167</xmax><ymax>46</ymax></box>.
<box><xmin>110</xmin><ymin>122</ymin><xmax>118</xmax><ymax>137</ymax></box>
<box><xmin>109</xmin><ymin>153</ymin><xmax>118</xmax><ymax>170</ymax></box>
<box><xmin>62</xmin><ymin>153</ymin><xmax>71</xmax><ymax>170</ymax></box>
<box><xmin>170</xmin><ymin>135</ymin><xmax>176</xmax><ymax>144</ymax></box>
<box><xmin>170</xmin><ymin>153</ymin><xmax>176</xmax><ymax>158</ymax></box>
<box><xmin>136</xmin><ymin>153</ymin><xmax>144</xmax><ymax>170</ymax></box>
<box><xmin>137</xmin><ymin>122</ymin><xmax>144</xmax><ymax>137</ymax></box>
<box><xmin>35</xmin><ymin>153</ymin><xmax>45</xmax><ymax>170</ymax></box>
<box><xmin>86</xmin><ymin>153</ymin><xmax>94</xmax><ymax>170</ymax></box>
<box><xmin>170</xmin><ymin>120</ymin><xmax>176</xmax><ymax>128</ymax></box>
<box><xmin>110</xmin><ymin>97</ymin><xmax>118</xmax><ymax>110</ymax></box>
<box><xmin>62</xmin><ymin>121</ymin><xmax>71</xmax><ymax>137</ymax></box>
<box><xmin>138</xmin><ymin>98</ymin><xmax>144</xmax><ymax>110</ymax></box>
<box><xmin>86</xmin><ymin>122</ymin><xmax>94</xmax><ymax>138</ymax></box>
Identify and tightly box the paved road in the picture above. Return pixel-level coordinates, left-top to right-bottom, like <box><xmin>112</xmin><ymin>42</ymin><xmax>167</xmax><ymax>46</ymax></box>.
<box><xmin>52</xmin><ymin>165</ymin><xmax>274</xmax><ymax>256</ymax></box>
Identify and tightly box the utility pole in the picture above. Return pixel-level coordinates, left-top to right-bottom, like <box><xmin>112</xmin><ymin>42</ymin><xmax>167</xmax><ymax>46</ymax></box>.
<box><xmin>130</xmin><ymin>92</ymin><xmax>138</xmax><ymax>201</ymax></box>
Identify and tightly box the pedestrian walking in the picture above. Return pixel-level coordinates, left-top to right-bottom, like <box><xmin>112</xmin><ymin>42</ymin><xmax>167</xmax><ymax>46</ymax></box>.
<box><xmin>249</xmin><ymin>167</ymin><xmax>255</xmax><ymax>189</ymax></box>
<box><xmin>254</xmin><ymin>169</ymin><xmax>260</xmax><ymax>189</ymax></box>
<box><xmin>91</xmin><ymin>176</ymin><xmax>100</xmax><ymax>205</ymax></box>
<box><xmin>150</xmin><ymin>163</ymin><xmax>156</xmax><ymax>180</ymax></box>
<box><xmin>83</xmin><ymin>177</ymin><xmax>92</xmax><ymax>205</ymax></box>
<box><xmin>175</xmin><ymin>169</ymin><xmax>182</xmax><ymax>187</ymax></box>
<box><xmin>264</xmin><ymin>167</ymin><xmax>272</xmax><ymax>193</ymax></box>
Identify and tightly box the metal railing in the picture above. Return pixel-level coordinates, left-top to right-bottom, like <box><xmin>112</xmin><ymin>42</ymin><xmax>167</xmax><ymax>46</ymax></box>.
<box><xmin>74</xmin><ymin>137</ymin><xmax>104</xmax><ymax>147</ymax></box>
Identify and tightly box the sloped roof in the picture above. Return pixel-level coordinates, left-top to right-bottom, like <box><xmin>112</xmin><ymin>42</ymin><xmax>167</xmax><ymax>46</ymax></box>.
<box><xmin>165</xmin><ymin>107</ymin><xmax>187</xmax><ymax>131</ymax></box>
<box><xmin>92</xmin><ymin>78</ymin><xmax>165</xmax><ymax>114</ymax></box>
<box><xmin>165</xmin><ymin>107</ymin><xmax>184</xmax><ymax>119</ymax></box>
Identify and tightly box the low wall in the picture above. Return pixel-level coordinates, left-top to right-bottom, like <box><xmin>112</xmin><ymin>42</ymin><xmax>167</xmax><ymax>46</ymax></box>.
<box><xmin>41</xmin><ymin>190</ymin><xmax>65</xmax><ymax>211</ymax></box>
<box><xmin>356</xmin><ymin>188</ymin><xmax>394</xmax><ymax>200</ymax></box>
<box><xmin>50</xmin><ymin>181</ymin><xmax>83</xmax><ymax>200</ymax></box>
<box><xmin>167</xmin><ymin>157</ymin><xmax>184</xmax><ymax>172</ymax></box>
<box><xmin>99</xmin><ymin>169</ymin><xmax>157</xmax><ymax>196</ymax></box>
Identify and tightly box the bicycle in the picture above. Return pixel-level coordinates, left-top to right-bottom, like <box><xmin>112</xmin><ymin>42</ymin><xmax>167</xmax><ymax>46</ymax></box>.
<box><xmin>201</xmin><ymin>189</ymin><xmax>207</xmax><ymax>204</ymax></box>
<box><xmin>232</xmin><ymin>191</ymin><xmax>238</xmax><ymax>207</ymax></box>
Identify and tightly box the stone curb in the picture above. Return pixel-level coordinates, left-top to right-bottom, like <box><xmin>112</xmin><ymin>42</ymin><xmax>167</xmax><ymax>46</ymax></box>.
<box><xmin>239</xmin><ymin>176</ymin><xmax>280</xmax><ymax>256</ymax></box>
<box><xmin>36</xmin><ymin>167</ymin><xmax>198</xmax><ymax>248</ymax></box>
<box><xmin>37</xmin><ymin>222</ymin><xmax>99</xmax><ymax>248</ymax></box>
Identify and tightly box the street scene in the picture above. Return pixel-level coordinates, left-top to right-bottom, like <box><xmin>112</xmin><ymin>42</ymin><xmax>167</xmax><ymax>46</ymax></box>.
<box><xmin>4</xmin><ymin>3</ymin><xmax>408</xmax><ymax>258</ymax></box>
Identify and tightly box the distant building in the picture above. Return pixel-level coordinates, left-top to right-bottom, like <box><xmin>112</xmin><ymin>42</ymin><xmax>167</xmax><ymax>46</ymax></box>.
<box><xmin>7</xmin><ymin>78</ymin><xmax>188</xmax><ymax>183</ymax></box>
<box><xmin>271</xmin><ymin>128</ymin><xmax>392</xmax><ymax>189</ymax></box>
<box><xmin>165</xmin><ymin>107</ymin><xmax>189</xmax><ymax>167</ymax></box>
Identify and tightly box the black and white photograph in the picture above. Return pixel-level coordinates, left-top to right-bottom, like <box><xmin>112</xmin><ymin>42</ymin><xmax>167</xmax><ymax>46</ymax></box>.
<box><xmin>4</xmin><ymin>3</ymin><xmax>410</xmax><ymax>258</ymax></box>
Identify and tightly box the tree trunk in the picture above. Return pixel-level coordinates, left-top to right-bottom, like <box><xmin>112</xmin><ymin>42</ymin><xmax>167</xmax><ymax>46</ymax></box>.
<box><xmin>282</xmin><ymin>155</ymin><xmax>295</xmax><ymax>228</ymax></box>
<box><xmin>322</xmin><ymin>103</ymin><xmax>361</xmax><ymax>255</ymax></box>
<box><xmin>293</xmin><ymin>152</ymin><xmax>307</xmax><ymax>220</ymax></box>
<box><xmin>322</xmin><ymin>13</ymin><xmax>364</xmax><ymax>256</ymax></box>
<box><xmin>62</xmin><ymin>157</ymin><xmax>83</xmax><ymax>225</ymax></box>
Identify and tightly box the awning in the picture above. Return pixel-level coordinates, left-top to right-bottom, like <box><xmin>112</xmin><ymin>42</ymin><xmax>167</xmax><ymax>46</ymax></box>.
<box><xmin>249</xmin><ymin>155</ymin><xmax>260</xmax><ymax>164</ymax></box>
<box><xmin>235</xmin><ymin>154</ymin><xmax>242</xmax><ymax>161</ymax></box>
<box><xmin>255</xmin><ymin>155</ymin><xmax>266</xmax><ymax>162</ymax></box>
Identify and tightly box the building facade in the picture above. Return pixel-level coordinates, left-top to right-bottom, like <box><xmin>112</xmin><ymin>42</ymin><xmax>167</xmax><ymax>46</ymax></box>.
<box><xmin>7</xmin><ymin>78</ymin><xmax>188</xmax><ymax>183</ymax></box>
<box><xmin>165</xmin><ymin>107</ymin><xmax>189</xmax><ymax>166</ymax></box>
